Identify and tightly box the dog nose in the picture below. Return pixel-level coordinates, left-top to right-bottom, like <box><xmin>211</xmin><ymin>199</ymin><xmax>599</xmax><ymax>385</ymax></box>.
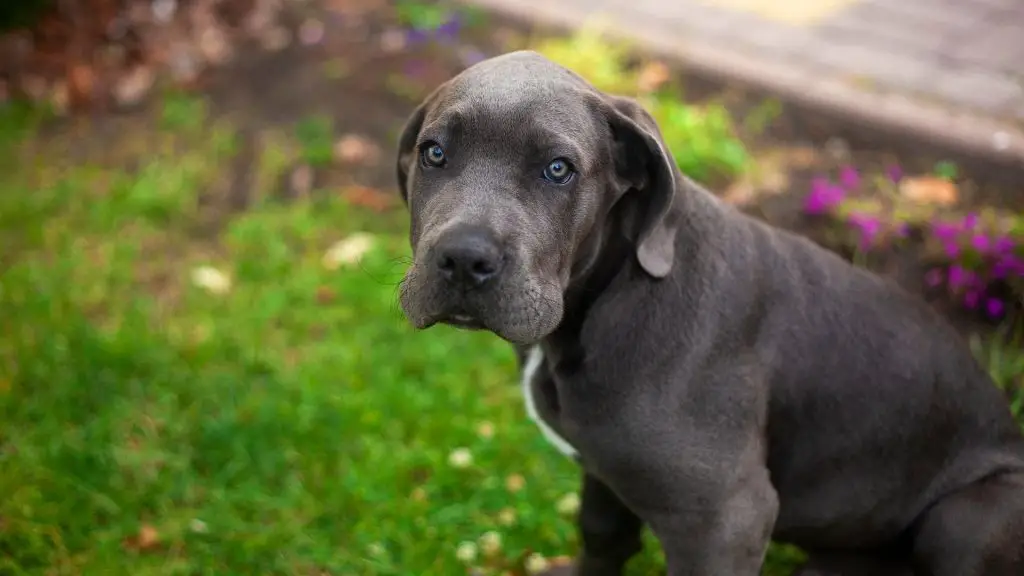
<box><xmin>434</xmin><ymin>227</ymin><xmax>505</xmax><ymax>288</ymax></box>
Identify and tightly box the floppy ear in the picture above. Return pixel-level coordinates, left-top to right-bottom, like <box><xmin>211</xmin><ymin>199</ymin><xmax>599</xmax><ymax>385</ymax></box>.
<box><xmin>602</xmin><ymin>95</ymin><xmax>681</xmax><ymax>279</ymax></box>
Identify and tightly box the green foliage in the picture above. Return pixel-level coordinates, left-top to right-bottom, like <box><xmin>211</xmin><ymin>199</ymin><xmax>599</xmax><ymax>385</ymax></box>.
<box><xmin>395</xmin><ymin>0</ymin><xmax>453</xmax><ymax>29</ymax></box>
<box><xmin>294</xmin><ymin>114</ymin><xmax>335</xmax><ymax>167</ymax></box>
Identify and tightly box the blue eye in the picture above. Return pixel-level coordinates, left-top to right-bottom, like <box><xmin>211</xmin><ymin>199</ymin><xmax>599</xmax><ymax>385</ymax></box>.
<box><xmin>542</xmin><ymin>158</ymin><xmax>574</xmax><ymax>184</ymax></box>
<box><xmin>421</xmin><ymin>142</ymin><xmax>447</xmax><ymax>167</ymax></box>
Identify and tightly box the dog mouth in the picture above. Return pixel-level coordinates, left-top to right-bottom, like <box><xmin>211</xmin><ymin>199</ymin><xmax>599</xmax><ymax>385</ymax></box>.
<box><xmin>440</xmin><ymin>313</ymin><xmax>487</xmax><ymax>330</ymax></box>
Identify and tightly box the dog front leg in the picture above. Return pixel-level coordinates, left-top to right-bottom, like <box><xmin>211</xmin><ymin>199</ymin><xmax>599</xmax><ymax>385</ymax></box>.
<box><xmin>574</xmin><ymin>472</ymin><xmax>645</xmax><ymax>575</ymax></box>
<box><xmin>643</xmin><ymin>463</ymin><xmax>778</xmax><ymax>576</ymax></box>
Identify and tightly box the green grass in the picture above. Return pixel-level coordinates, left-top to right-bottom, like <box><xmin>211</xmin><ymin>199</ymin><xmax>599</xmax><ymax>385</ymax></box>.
<box><xmin>0</xmin><ymin>89</ymin><xmax>1016</xmax><ymax>576</ymax></box>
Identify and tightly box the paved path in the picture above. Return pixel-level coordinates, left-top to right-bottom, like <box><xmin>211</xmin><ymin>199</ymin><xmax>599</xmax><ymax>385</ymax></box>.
<box><xmin>465</xmin><ymin>0</ymin><xmax>1024</xmax><ymax>163</ymax></box>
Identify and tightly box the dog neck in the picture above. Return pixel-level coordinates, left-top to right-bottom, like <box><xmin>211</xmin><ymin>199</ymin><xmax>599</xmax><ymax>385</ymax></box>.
<box><xmin>543</xmin><ymin>190</ymin><xmax>673</xmax><ymax>370</ymax></box>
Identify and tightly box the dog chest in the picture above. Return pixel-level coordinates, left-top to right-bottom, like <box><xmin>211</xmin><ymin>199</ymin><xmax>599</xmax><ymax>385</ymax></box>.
<box><xmin>520</xmin><ymin>345</ymin><xmax>579</xmax><ymax>459</ymax></box>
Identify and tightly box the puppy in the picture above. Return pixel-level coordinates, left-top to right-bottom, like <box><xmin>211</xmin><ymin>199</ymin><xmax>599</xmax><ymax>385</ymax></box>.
<box><xmin>396</xmin><ymin>51</ymin><xmax>1024</xmax><ymax>575</ymax></box>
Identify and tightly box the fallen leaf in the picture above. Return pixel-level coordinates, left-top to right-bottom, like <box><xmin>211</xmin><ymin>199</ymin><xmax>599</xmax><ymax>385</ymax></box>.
<box><xmin>379</xmin><ymin>29</ymin><xmax>406</xmax><ymax>53</ymax></box>
<box><xmin>636</xmin><ymin>61</ymin><xmax>671</xmax><ymax>93</ymax></box>
<box><xmin>197</xmin><ymin>26</ymin><xmax>232</xmax><ymax>65</ymax></box>
<box><xmin>340</xmin><ymin>185</ymin><xmax>397</xmax><ymax>212</ymax></box>
<box><xmin>505</xmin><ymin>474</ymin><xmax>525</xmax><ymax>493</ymax></box>
<box><xmin>190</xmin><ymin>266</ymin><xmax>232</xmax><ymax>295</ymax></box>
<box><xmin>124</xmin><ymin>523</ymin><xmax>161</xmax><ymax>551</ymax></box>
<box><xmin>334</xmin><ymin>134</ymin><xmax>380</xmax><ymax>165</ymax></box>
<box><xmin>322</xmin><ymin>233</ymin><xmax>375</xmax><ymax>269</ymax></box>
<box><xmin>113</xmin><ymin>66</ymin><xmax>155</xmax><ymax>107</ymax></box>
<box><xmin>68</xmin><ymin>63</ymin><xmax>95</xmax><ymax>104</ymax></box>
<box><xmin>899</xmin><ymin>176</ymin><xmax>959</xmax><ymax>206</ymax></box>
<box><xmin>315</xmin><ymin>285</ymin><xmax>336</xmax><ymax>304</ymax></box>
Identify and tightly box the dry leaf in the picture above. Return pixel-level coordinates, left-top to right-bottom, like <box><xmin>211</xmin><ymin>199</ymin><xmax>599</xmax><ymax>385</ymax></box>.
<box><xmin>197</xmin><ymin>26</ymin><xmax>232</xmax><ymax>65</ymax></box>
<box><xmin>68</xmin><ymin>63</ymin><xmax>95</xmax><ymax>104</ymax></box>
<box><xmin>113</xmin><ymin>66</ymin><xmax>155</xmax><ymax>107</ymax></box>
<box><xmin>315</xmin><ymin>285</ymin><xmax>336</xmax><ymax>304</ymax></box>
<box><xmin>124</xmin><ymin>523</ymin><xmax>161</xmax><ymax>551</ymax></box>
<box><xmin>899</xmin><ymin>176</ymin><xmax>959</xmax><ymax>206</ymax></box>
<box><xmin>334</xmin><ymin>134</ymin><xmax>380</xmax><ymax>165</ymax></box>
<box><xmin>322</xmin><ymin>233</ymin><xmax>375</xmax><ymax>269</ymax></box>
<box><xmin>637</xmin><ymin>61</ymin><xmax>671</xmax><ymax>93</ymax></box>
<box><xmin>340</xmin><ymin>185</ymin><xmax>397</xmax><ymax>212</ymax></box>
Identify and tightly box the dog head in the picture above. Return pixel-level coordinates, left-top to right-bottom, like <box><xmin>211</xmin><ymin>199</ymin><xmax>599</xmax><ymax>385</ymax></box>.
<box><xmin>396</xmin><ymin>50</ymin><xmax>681</xmax><ymax>344</ymax></box>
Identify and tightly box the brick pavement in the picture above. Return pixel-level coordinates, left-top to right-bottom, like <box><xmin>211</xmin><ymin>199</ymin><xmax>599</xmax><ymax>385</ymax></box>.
<box><xmin>463</xmin><ymin>0</ymin><xmax>1024</xmax><ymax>163</ymax></box>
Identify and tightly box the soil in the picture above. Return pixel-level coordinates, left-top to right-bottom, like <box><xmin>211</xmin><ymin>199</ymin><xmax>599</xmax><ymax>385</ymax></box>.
<box><xmin>11</xmin><ymin>0</ymin><xmax>1023</xmax><ymax>334</ymax></box>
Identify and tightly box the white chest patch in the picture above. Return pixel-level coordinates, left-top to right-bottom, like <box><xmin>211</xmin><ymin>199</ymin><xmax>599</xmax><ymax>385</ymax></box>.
<box><xmin>521</xmin><ymin>345</ymin><xmax>578</xmax><ymax>458</ymax></box>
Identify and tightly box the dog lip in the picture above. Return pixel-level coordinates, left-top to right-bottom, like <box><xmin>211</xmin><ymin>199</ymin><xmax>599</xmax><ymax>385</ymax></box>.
<box><xmin>441</xmin><ymin>313</ymin><xmax>486</xmax><ymax>330</ymax></box>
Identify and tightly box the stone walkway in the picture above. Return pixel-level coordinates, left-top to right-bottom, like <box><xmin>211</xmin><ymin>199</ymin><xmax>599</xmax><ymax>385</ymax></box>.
<box><xmin>465</xmin><ymin>0</ymin><xmax>1024</xmax><ymax>164</ymax></box>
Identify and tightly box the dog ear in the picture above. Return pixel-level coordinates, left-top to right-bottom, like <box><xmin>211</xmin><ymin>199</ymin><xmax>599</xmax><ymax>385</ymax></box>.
<box><xmin>395</xmin><ymin>96</ymin><xmax>434</xmax><ymax>204</ymax></box>
<box><xmin>602</xmin><ymin>95</ymin><xmax>680</xmax><ymax>279</ymax></box>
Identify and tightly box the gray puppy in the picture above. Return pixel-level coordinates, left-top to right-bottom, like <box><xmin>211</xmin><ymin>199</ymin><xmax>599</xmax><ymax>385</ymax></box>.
<box><xmin>395</xmin><ymin>51</ymin><xmax>1024</xmax><ymax>575</ymax></box>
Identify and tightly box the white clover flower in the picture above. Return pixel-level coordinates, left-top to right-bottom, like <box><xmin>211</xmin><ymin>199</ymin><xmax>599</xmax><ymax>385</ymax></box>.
<box><xmin>479</xmin><ymin>530</ymin><xmax>502</xmax><ymax>555</ymax></box>
<box><xmin>524</xmin><ymin>553</ymin><xmax>550</xmax><ymax>574</ymax></box>
<box><xmin>498</xmin><ymin>507</ymin><xmax>517</xmax><ymax>526</ymax></box>
<box><xmin>448</xmin><ymin>447</ymin><xmax>473</xmax><ymax>468</ymax></box>
<box><xmin>455</xmin><ymin>541</ymin><xmax>478</xmax><ymax>563</ymax></box>
<box><xmin>556</xmin><ymin>492</ymin><xmax>581</xmax><ymax>516</ymax></box>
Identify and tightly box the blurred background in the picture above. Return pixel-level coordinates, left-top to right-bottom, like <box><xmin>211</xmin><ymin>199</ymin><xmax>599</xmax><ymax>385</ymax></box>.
<box><xmin>0</xmin><ymin>0</ymin><xmax>1021</xmax><ymax>574</ymax></box>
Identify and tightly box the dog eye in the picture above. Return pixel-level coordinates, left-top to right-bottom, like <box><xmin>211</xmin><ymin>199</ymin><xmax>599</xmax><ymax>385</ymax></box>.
<box><xmin>542</xmin><ymin>158</ymin><xmax>574</xmax><ymax>184</ymax></box>
<box><xmin>420</xmin><ymin>142</ymin><xmax>447</xmax><ymax>168</ymax></box>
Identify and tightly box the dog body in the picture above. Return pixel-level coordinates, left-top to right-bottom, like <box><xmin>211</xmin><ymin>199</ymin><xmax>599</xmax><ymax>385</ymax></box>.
<box><xmin>397</xmin><ymin>51</ymin><xmax>1024</xmax><ymax>575</ymax></box>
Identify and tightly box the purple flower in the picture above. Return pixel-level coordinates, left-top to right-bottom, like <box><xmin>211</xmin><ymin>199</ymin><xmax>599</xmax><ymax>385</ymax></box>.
<box><xmin>986</xmin><ymin>298</ymin><xmax>1005</xmax><ymax>318</ymax></box>
<box><xmin>885</xmin><ymin>165</ymin><xmax>904</xmax><ymax>183</ymax></box>
<box><xmin>993</xmin><ymin>235</ymin><xmax>1016</xmax><ymax>254</ymax></box>
<box><xmin>947</xmin><ymin>265</ymin><xmax>971</xmax><ymax>288</ymax></box>
<box><xmin>942</xmin><ymin>240</ymin><xmax>961</xmax><ymax>259</ymax></box>
<box><xmin>970</xmin><ymin>234</ymin><xmax>991</xmax><ymax>254</ymax></box>
<box><xmin>838</xmin><ymin>165</ymin><xmax>861</xmax><ymax>190</ymax></box>
<box><xmin>435</xmin><ymin>16</ymin><xmax>462</xmax><ymax>42</ymax></box>
<box><xmin>930</xmin><ymin>220</ymin><xmax>960</xmax><ymax>241</ymax></box>
<box><xmin>962</xmin><ymin>212</ymin><xmax>979</xmax><ymax>230</ymax></box>
<box><xmin>804</xmin><ymin>177</ymin><xmax>845</xmax><ymax>215</ymax></box>
<box><xmin>847</xmin><ymin>212</ymin><xmax>881</xmax><ymax>248</ymax></box>
<box><xmin>1006</xmin><ymin>255</ymin><xmax>1024</xmax><ymax>277</ymax></box>
<box><xmin>405</xmin><ymin>27</ymin><xmax>431</xmax><ymax>45</ymax></box>
<box><xmin>894</xmin><ymin>222</ymin><xmax>910</xmax><ymax>238</ymax></box>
